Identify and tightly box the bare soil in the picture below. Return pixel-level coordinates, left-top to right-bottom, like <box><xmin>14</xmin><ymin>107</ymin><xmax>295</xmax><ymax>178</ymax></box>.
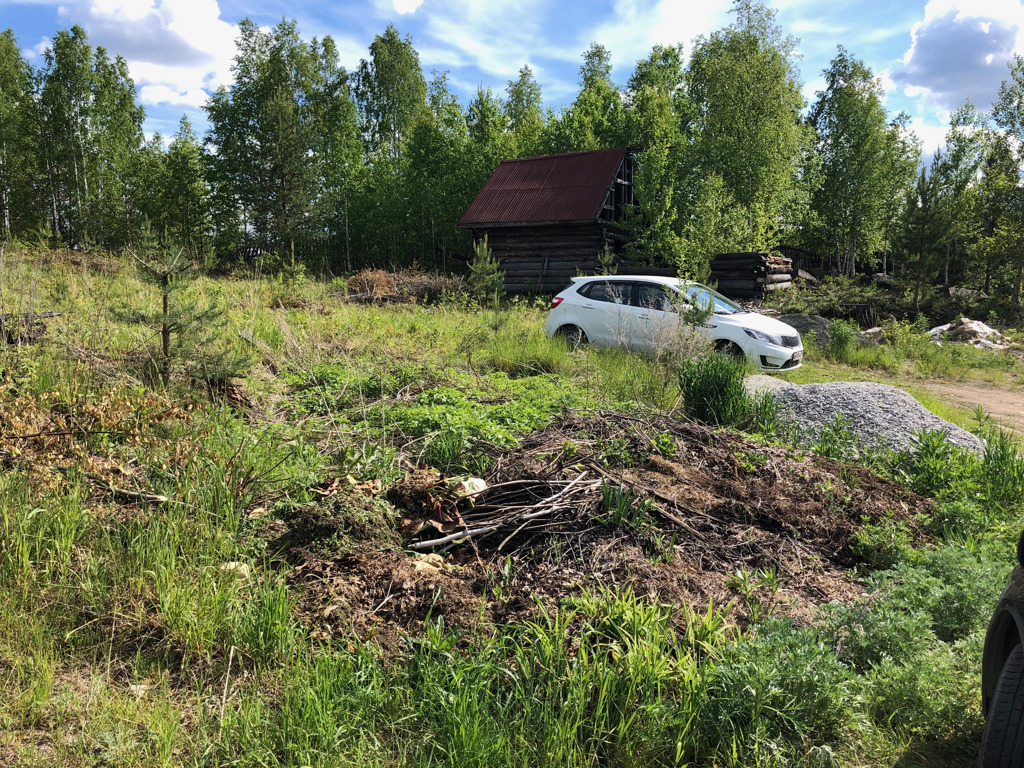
<box><xmin>916</xmin><ymin>378</ymin><xmax>1024</xmax><ymax>434</ymax></box>
<box><xmin>267</xmin><ymin>413</ymin><xmax>932</xmax><ymax>651</ymax></box>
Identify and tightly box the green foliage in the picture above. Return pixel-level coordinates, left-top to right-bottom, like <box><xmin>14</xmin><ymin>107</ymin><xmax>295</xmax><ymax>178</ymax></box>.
<box><xmin>851</xmin><ymin>513</ymin><xmax>915</xmax><ymax>570</ymax></box>
<box><xmin>597</xmin><ymin>481</ymin><xmax>653</xmax><ymax>529</ymax></box>
<box><xmin>807</xmin><ymin>47</ymin><xmax>919</xmax><ymax>275</ymax></box>
<box><xmin>826</xmin><ymin>318</ymin><xmax>858</xmax><ymax>362</ymax></box>
<box><xmin>596</xmin><ymin>243</ymin><xmax>617</xmax><ymax>275</ymax></box>
<box><xmin>367</xmin><ymin>375</ymin><xmax>575</xmax><ymax>474</ymax></box>
<box><xmin>687</xmin><ymin>1</ymin><xmax>805</xmax><ymax>249</ymax></box>
<box><xmin>865</xmin><ymin>646</ymin><xmax>976</xmax><ymax>738</ymax></box>
<box><xmin>678</xmin><ymin>173</ymin><xmax>750</xmax><ymax>281</ymax></box>
<box><xmin>117</xmin><ymin>237</ymin><xmax>249</xmax><ymax>386</ymax></box>
<box><xmin>677</xmin><ymin>353</ymin><xmax>748</xmax><ymax>425</ymax></box>
<box><xmin>468</xmin><ymin>235</ymin><xmax>504</xmax><ymax>306</ymax></box>
<box><xmin>677</xmin><ymin>353</ymin><xmax>778</xmax><ymax>431</ymax></box>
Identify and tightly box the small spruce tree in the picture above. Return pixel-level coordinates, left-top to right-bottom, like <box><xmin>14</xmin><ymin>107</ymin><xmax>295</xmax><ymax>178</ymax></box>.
<box><xmin>597</xmin><ymin>243</ymin><xmax>618</xmax><ymax>275</ymax></box>
<box><xmin>118</xmin><ymin>231</ymin><xmax>247</xmax><ymax>387</ymax></box>
<box><xmin>468</xmin><ymin>235</ymin><xmax>504</xmax><ymax>306</ymax></box>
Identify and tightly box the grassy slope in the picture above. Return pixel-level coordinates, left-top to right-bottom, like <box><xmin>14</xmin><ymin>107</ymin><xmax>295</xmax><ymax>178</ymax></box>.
<box><xmin>0</xmin><ymin>250</ymin><xmax>1022</xmax><ymax>767</ymax></box>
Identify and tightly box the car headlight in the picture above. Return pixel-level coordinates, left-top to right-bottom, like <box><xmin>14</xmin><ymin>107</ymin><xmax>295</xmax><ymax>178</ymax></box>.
<box><xmin>742</xmin><ymin>327</ymin><xmax>783</xmax><ymax>345</ymax></box>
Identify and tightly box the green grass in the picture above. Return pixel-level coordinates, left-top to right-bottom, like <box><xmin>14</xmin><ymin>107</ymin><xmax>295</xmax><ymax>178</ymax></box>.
<box><xmin>1</xmin><ymin>250</ymin><xmax>1024</xmax><ymax>767</ymax></box>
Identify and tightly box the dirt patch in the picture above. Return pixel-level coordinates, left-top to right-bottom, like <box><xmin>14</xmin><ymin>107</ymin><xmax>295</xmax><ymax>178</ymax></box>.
<box><xmin>916</xmin><ymin>378</ymin><xmax>1024</xmax><ymax>434</ymax></box>
<box><xmin>270</xmin><ymin>412</ymin><xmax>931</xmax><ymax>650</ymax></box>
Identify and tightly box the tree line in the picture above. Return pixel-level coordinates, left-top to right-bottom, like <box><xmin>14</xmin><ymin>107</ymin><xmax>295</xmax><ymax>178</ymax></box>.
<box><xmin>1</xmin><ymin>1</ymin><xmax>1023</xmax><ymax>307</ymax></box>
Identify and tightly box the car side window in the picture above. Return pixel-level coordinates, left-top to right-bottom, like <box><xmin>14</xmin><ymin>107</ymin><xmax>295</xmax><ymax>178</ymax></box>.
<box><xmin>633</xmin><ymin>283</ymin><xmax>672</xmax><ymax>312</ymax></box>
<box><xmin>581</xmin><ymin>281</ymin><xmax>630</xmax><ymax>304</ymax></box>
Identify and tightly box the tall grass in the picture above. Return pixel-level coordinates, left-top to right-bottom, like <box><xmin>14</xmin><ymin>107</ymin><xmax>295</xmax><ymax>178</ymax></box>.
<box><xmin>3</xmin><ymin>252</ymin><xmax>1024</xmax><ymax>767</ymax></box>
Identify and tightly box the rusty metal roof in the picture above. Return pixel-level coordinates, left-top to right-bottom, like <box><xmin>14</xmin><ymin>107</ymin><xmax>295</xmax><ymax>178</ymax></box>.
<box><xmin>458</xmin><ymin>148</ymin><xmax>626</xmax><ymax>227</ymax></box>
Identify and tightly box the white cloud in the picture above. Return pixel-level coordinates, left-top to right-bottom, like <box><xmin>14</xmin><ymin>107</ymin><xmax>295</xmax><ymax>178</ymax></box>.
<box><xmin>393</xmin><ymin>0</ymin><xmax>422</xmax><ymax>13</ymax></box>
<box><xmin>893</xmin><ymin>0</ymin><xmax>1023</xmax><ymax>111</ymax></box>
<box><xmin>909</xmin><ymin>114</ymin><xmax>952</xmax><ymax>156</ymax></box>
<box><xmin>417</xmin><ymin>0</ymin><xmax>557</xmax><ymax>83</ymax></box>
<box><xmin>407</xmin><ymin>0</ymin><xmax>729</xmax><ymax>108</ymax></box>
<box><xmin>22</xmin><ymin>35</ymin><xmax>51</xmax><ymax>58</ymax></box>
<box><xmin>137</xmin><ymin>82</ymin><xmax>208</xmax><ymax>109</ymax></box>
<box><xmin>586</xmin><ymin>0</ymin><xmax>729</xmax><ymax>72</ymax></box>
<box><xmin>59</xmin><ymin>0</ymin><xmax>239</xmax><ymax>110</ymax></box>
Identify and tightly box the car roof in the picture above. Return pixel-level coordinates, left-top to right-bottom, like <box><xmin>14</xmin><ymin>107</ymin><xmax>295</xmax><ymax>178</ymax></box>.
<box><xmin>569</xmin><ymin>275</ymin><xmax>692</xmax><ymax>289</ymax></box>
<box><xmin>573</xmin><ymin>276</ymin><xmax>684</xmax><ymax>288</ymax></box>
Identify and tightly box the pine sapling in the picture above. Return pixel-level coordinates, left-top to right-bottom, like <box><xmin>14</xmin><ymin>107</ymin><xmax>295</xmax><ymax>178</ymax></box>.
<box><xmin>119</xmin><ymin>237</ymin><xmax>248</xmax><ymax>388</ymax></box>
<box><xmin>468</xmin><ymin>235</ymin><xmax>504</xmax><ymax>306</ymax></box>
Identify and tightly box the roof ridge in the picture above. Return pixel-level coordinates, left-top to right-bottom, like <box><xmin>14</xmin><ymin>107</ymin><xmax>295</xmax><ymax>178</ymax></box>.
<box><xmin>501</xmin><ymin>147</ymin><xmax>626</xmax><ymax>164</ymax></box>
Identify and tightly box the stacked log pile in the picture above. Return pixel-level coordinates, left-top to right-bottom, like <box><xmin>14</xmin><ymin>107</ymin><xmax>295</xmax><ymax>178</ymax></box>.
<box><xmin>709</xmin><ymin>252</ymin><xmax>792</xmax><ymax>300</ymax></box>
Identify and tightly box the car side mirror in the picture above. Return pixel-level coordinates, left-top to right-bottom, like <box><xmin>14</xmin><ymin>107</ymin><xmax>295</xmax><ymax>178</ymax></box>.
<box><xmin>1017</xmin><ymin>528</ymin><xmax>1024</xmax><ymax>568</ymax></box>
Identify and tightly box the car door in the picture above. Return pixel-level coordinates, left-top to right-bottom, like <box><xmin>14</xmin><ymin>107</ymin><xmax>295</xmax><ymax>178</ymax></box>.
<box><xmin>630</xmin><ymin>282</ymin><xmax>680</xmax><ymax>353</ymax></box>
<box><xmin>573</xmin><ymin>280</ymin><xmax>635</xmax><ymax>347</ymax></box>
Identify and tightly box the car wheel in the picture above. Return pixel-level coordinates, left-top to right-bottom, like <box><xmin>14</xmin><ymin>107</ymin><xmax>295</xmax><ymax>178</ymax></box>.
<box><xmin>558</xmin><ymin>325</ymin><xmax>588</xmax><ymax>346</ymax></box>
<box><xmin>714</xmin><ymin>340</ymin><xmax>745</xmax><ymax>358</ymax></box>
<box><xmin>979</xmin><ymin>644</ymin><xmax>1024</xmax><ymax>767</ymax></box>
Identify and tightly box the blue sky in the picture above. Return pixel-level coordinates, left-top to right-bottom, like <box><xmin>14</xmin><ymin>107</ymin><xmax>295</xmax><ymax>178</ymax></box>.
<box><xmin>1</xmin><ymin>0</ymin><xmax>1022</xmax><ymax>154</ymax></box>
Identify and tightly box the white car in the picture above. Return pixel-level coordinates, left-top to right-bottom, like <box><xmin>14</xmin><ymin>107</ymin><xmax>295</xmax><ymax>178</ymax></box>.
<box><xmin>543</xmin><ymin>275</ymin><xmax>803</xmax><ymax>372</ymax></box>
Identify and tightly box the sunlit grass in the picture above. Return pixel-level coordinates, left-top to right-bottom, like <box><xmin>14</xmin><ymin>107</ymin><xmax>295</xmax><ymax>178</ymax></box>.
<box><xmin>1</xmin><ymin>249</ymin><xmax>1022</xmax><ymax>767</ymax></box>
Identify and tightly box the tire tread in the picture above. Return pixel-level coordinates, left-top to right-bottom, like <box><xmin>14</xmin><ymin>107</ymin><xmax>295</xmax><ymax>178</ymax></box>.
<box><xmin>980</xmin><ymin>644</ymin><xmax>1024</xmax><ymax>767</ymax></box>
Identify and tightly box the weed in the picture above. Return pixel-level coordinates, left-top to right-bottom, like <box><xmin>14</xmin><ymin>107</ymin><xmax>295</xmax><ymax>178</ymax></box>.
<box><xmin>851</xmin><ymin>513</ymin><xmax>915</xmax><ymax>570</ymax></box>
<box><xmin>652</xmin><ymin>431</ymin><xmax>677</xmax><ymax>457</ymax></box>
<box><xmin>677</xmin><ymin>354</ymin><xmax>749</xmax><ymax>426</ymax></box>
<box><xmin>597</xmin><ymin>481</ymin><xmax>652</xmax><ymax>529</ymax></box>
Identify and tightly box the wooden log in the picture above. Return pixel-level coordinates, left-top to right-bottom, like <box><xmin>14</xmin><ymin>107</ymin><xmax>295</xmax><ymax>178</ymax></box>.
<box><xmin>763</xmin><ymin>281</ymin><xmax>792</xmax><ymax>291</ymax></box>
<box><xmin>711</xmin><ymin>260</ymin><xmax>765</xmax><ymax>269</ymax></box>
<box><xmin>712</xmin><ymin>256</ymin><xmax>770</xmax><ymax>264</ymax></box>
<box><xmin>765</xmin><ymin>273</ymin><xmax>792</xmax><ymax>284</ymax></box>
<box><xmin>715</xmin><ymin>280</ymin><xmax>766</xmax><ymax>289</ymax></box>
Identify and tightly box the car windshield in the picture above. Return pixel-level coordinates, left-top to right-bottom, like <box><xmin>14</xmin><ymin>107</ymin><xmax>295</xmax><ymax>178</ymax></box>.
<box><xmin>681</xmin><ymin>284</ymin><xmax>745</xmax><ymax>315</ymax></box>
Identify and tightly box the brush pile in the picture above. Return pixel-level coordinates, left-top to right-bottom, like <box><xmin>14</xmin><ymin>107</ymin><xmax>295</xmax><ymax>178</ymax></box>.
<box><xmin>710</xmin><ymin>252</ymin><xmax>792</xmax><ymax>300</ymax></box>
<box><xmin>343</xmin><ymin>268</ymin><xmax>465</xmax><ymax>304</ymax></box>
<box><xmin>388</xmin><ymin>411</ymin><xmax>927</xmax><ymax>563</ymax></box>
<box><xmin>282</xmin><ymin>410</ymin><xmax>934</xmax><ymax>645</ymax></box>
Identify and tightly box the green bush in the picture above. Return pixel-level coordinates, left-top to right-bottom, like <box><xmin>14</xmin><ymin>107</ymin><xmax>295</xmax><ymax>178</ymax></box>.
<box><xmin>677</xmin><ymin>354</ymin><xmax>750</xmax><ymax>426</ymax></box>
<box><xmin>865</xmin><ymin>646</ymin><xmax>978</xmax><ymax>738</ymax></box>
<box><xmin>827</xmin><ymin>319</ymin><xmax>858</xmax><ymax>363</ymax></box>
<box><xmin>825</xmin><ymin>600</ymin><xmax>935</xmax><ymax>673</ymax></box>
<box><xmin>704</xmin><ymin>619</ymin><xmax>856</xmax><ymax>748</ymax></box>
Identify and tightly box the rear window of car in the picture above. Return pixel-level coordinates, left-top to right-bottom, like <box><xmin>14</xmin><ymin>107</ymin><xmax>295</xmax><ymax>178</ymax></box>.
<box><xmin>579</xmin><ymin>280</ymin><xmax>630</xmax><ymax>304</ymax></box>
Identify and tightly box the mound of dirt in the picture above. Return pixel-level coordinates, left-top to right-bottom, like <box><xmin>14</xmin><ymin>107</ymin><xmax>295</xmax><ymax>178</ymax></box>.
<box><xmin>268</xmin><ymin>412</ymin><xmax>931</xmax><ymax>649</ymax></box>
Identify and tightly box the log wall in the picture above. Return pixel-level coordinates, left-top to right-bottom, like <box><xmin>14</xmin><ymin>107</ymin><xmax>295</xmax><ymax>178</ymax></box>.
<box><xmin>478</xmin><ymin>223</ymin><xmax>612</xmax><ymax>292</ymax></box>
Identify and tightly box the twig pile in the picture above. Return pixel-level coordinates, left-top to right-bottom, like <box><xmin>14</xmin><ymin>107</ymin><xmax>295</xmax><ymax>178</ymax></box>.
<box><xmin>408</xmin><ymin>472</ymin><xmax>602</xmax><ymax>550</ymax></box>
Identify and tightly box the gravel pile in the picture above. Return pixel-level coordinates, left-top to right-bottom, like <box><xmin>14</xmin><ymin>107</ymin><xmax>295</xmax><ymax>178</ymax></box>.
<box><xmin>764</xmin><ymin>380</ymin><xmax>985</xmax><ymax>455</ymax></box>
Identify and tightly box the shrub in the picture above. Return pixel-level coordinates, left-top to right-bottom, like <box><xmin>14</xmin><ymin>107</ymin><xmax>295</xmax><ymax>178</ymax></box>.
<box><xmin>827</xmin><ymin>319</ymin><xmax>858</xmax><ymax>363</ymax></box>
<box><xmin>865</xmin><ymin>647</ymin><xmax>977</xmax><ymax>738</ymax></box>
<box><xmin>851</xmin><ymin>513</ymin><xmax>915</xmax><ymax>571</ymax></box>
<box><xmin>677</xmin><ymin>354</ymin><xmax>749</xmax><ymax>426</ymax></box>
<box><xmin>703</xmin><ymin>619</ymin><xmax>856</xmax><ymax>750</ymax></box>
<box><xmin>825</xmin><ymin>599</ymin><xmax>934</xmax><ymax>672</ymax></box>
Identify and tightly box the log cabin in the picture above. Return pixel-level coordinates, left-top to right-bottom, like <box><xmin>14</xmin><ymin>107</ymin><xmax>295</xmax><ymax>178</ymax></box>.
<box><xmin>458</xmin><ymin>148</ymin><xmax>635</xmax><ymax>292</ymax></box>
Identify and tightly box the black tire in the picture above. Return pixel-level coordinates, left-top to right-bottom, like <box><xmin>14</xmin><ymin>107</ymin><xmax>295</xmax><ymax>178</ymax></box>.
<box><xmin>980</xmin><ymin>644</ymin><xmax>1024</xmax><ymax>767</ymax></box>
<box><xmin>558</xmin><ymin>325</ymin><xmax>588</xmax><ymax>346</ymax></box>
<box><xmin>714</xmin><ymin>339</ymin><xmax>745</xmax><ymax>358</ymax></box>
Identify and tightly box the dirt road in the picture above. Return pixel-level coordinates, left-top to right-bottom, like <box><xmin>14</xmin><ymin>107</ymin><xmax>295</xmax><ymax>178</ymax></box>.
<box><xmin>916</xmin><ymin>379</ymin><xmax>1024</xmax><ymax>434</ymax></box>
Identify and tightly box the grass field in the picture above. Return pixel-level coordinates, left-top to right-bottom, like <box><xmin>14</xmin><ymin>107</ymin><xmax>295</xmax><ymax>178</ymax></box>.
<box><xmin>1</xmin><ymin>249</ymin><xmax>1023</xmax><ymax>767</ymax></box>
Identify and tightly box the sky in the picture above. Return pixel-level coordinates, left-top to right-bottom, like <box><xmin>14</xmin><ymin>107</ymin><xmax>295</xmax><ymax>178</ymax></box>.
<box><xmin>1</xmin><ymin>0</ymin><xmax>1022</xmax><ymax>155</ymax></box>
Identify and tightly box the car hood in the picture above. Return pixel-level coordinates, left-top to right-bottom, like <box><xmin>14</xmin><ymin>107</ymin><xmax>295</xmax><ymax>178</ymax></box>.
<box><xmin>715</xmin><ymin>312</ymin><xmax>800</xmax><ymax>339</ymax></box>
